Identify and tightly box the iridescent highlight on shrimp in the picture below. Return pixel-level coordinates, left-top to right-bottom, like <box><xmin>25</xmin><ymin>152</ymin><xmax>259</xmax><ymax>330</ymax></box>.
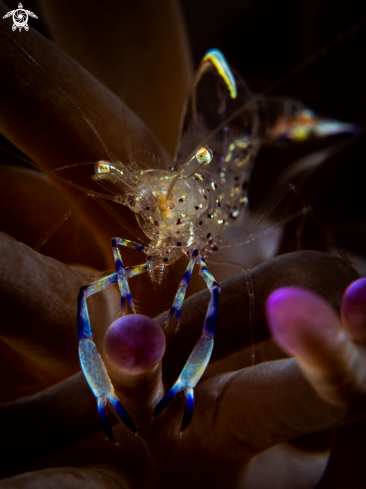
<box><xmin>77</xmin><ymin>49</ymin><xmax>358</xmax><ymax>437</ymax></box>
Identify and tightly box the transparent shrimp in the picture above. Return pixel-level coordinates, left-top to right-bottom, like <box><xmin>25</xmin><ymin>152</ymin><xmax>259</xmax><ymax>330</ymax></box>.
<box><xmin>76</xmin><ymin>49</ymin><xmax>358</xmax><ymax>436</ymax></box>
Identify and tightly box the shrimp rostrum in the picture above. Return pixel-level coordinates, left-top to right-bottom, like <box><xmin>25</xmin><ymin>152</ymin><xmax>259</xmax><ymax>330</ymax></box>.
<box><xmin>77</xmin><ymin>49</ymin><xmax>358</xmax><ymax>438</ymax></box>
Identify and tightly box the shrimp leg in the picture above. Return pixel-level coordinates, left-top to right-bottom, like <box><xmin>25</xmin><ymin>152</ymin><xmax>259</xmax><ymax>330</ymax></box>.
<box><xmin>153</xmin><ymin>254</ymin><xmax>220</xmax><ymax>432</ymax></box>
<box><xmin>78</xmin><ymin>238</ymin><xmax>148</xmax><ymax>440</ymax></box>
<box><xmin>112</xmin><ymin>237</ymin><xmax>147</xmax><ymax>314</ymax></box>
<box><xmin>166</xmin><ymin>249</ymin><xmax>199</xmax><ymax>327</ymax></box>
<box><xmin>78</xmin><ymin>273</ymin><xmax>136</xmax><ymax>440</ymax></box>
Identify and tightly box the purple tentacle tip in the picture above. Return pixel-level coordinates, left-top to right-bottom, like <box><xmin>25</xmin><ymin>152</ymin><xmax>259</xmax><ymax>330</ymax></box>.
<box><xmin>266</xmin><ymin>286</ymin><xmax>340</xmax><ymax>359</ymax></box>
<box><xmin>104</xmin><ymin>314</ymin><xmax>166</xmax><ymax>375</ymax></box>
<box><xmin>342</xmin><ymin>278</ymin><xmax>366</xmax><ymax>343</ymax></box>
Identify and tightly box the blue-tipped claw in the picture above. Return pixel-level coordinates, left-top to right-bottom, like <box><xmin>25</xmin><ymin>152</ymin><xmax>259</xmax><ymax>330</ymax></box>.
<box><xmin>97</xmin><ymin>398</ymin><xmax>116</xmax><ymax>442</ymax></box>
<box><xmin>154</xmin><ymin>255</ymin><xmax>219</xmax><ymax>433</ymax></box>
<box><xmin>110</xmin><ymin>395</ymin><xmax>137</xmax><ymax>434</ymax></box>
<box><xmin>180</xmin><ymin>387</ymin><xmax>194</xmax><ymax>433</ymax></box>
<box><xmin>152</xmin><ymin>383</ymin><xmax>182</xmax><ymax>418</ymax></box>
<box><xmin>165</xmin><ymin>306</ymin><xmax>176</xmax><ymax>327</ymax></box>
<box><xmin>152</xmin><ymin>385</ymin><xmax>195</xmax><ymax>433</ymax></box>
<box><xmin>176</xmin><ymin>309</ymin><xmax>181</xmax><ymax>326</ymax></box>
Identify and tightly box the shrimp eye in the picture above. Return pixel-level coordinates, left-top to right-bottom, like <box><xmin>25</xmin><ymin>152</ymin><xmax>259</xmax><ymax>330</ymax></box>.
<box><xmin>195</xmin><ymin>147</ymin><xmax>213</xmax><ymax>165</ymax></box>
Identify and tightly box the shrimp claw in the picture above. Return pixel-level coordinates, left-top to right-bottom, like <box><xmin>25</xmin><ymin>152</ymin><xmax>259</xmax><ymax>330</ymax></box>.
<box><xmin>77</xmin><ymin>237</ymin><xmax>149</xmax><ymax>439</ymax></box>
<box><xmin>153</xmin><ymin>254</ymin><xmax>220</xmax><ymax>431</ymax></box>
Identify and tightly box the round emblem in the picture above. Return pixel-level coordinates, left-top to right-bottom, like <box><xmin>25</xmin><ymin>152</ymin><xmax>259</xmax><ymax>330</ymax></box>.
<box><xmin>12</xmin><ymin>6</ymin><xmax>29</xmax><ymax>31</ymax></box>
<box><xmin>2</xmin><ymin>3</ymin><xmax>38</xmax><ymax>32</ymax></box>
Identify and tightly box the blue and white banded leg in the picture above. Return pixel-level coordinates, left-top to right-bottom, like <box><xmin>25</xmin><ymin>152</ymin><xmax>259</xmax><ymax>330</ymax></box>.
<box><xmin>165</xmin><ymin>249</ymin><xmax>199</xmax><ymax>327</ymax></box>
<box><xmin>153</xmin><ymin>251</ymin><xmax>220</xmax><ymax>432</ymax></box>
<box><xmin>77</xmin><ymin>237</ymin><xmax>148</xmax><ymax>441</ymax></box>
<box><xmin>111</xmin><ymin>237</ymin><xmax>147</xmax><ymax>315</ymax></box>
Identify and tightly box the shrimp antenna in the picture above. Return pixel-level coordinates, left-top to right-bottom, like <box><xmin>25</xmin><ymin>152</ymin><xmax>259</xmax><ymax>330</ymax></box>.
<box><xmin>0</xmin><ymin>144</ymin><xmax>41</xmax><ymax>170</ymax></box>
<box><xmin>34</xmin><ymin>193</ymin><xmax>88</xmax><ymax>251</ymax></box>
<box><xmin>0</xmin><ymin>142</ymin><xmax>123</xmax><ymax>201</ymax></box>
<box><xmin>80</xmin><ymin>113</ymin><xmax>118</xmax><ymax>163</ymax></box>
<box><xmin>119</xmin><ymin>88</ymin><xmax>135</xmax><ymax>172</ymax></box>
<box><xmin>0</xmin><ymin>143</ymin><xmax>130</xmax><ymax>215</ymax></box>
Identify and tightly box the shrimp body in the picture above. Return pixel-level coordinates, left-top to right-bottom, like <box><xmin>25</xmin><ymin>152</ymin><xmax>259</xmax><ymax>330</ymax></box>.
<box><xmin>93</xmin><ymin>135</ymin><xmax>252</xmax><ymax>285</ymax></box>
<box><xmin>91</xmin><ymin>49</ymin><xmax>261</xmax><ymax>285</ymax></box>
<box><xmin>78</xmin><ymin>49</ymin><xmax>358</xmax><ymax>437</ymax></box>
